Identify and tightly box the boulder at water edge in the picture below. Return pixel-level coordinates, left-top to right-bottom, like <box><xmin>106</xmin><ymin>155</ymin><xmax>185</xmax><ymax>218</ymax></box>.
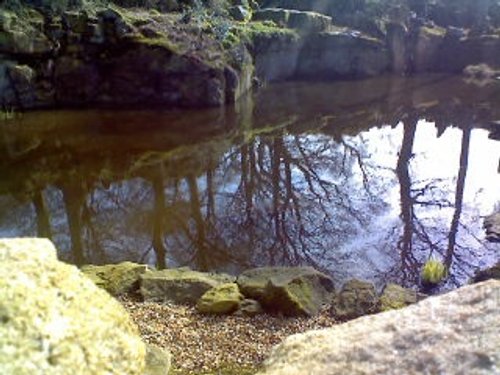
<box><xmin>237</xmin><ymin>267</ymin><xmax>335</xmax><ymax>316</ymax></box>
<box><xmin>257</xmin><ymin>280</ymin><xmax>500</xmax><ymax>375</ymax></box>
<box><xmin>81</xmin><ymin>261</ymin><xmax>150</xmax><ymax>296</ymax></box>
<box><xmin>0</xmin><ymin>238</ymin><xmax>146</xmax><ymax>375</ymax></box>
<box><xmin>140</xmin><ymin>267</ymin><xmax>235</xmax><ymax>304</ymax></box>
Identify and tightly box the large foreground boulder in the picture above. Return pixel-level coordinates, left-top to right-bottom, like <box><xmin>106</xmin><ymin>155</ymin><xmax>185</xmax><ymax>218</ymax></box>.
<box><xmin>257</xmin><ymin>280</ymin><xmax>500</xmax><ymax>375</ymax></box>
<box><xmin>81</xmin><ymin>261</ymin><xmax>150</xmax><ymax>296</ymax></box>
<box><xmin>0</xmin><ymin>238</ymin><xmax>146</xmax><ymax>375</ymax></box>
<box><xmin>140</xmin><ymin>267</ymin><xmax>235</xmax><ymax>304</ymax></box>
<box><xmin>237</xmin><ymin>267</ymin><xmax>335</xmax><ymax>316</ymax></box>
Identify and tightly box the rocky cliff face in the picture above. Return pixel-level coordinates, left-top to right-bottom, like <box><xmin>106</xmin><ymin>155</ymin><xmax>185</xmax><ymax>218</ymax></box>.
<box><xmin>1</xmin><ymin>0</ymin><xmax>500</xmax><ymax>110</ymax></box>
<box><xmin>0</xmin><ymin>5</ymin><xmax>254</xmax><ymax>110</ymax></box>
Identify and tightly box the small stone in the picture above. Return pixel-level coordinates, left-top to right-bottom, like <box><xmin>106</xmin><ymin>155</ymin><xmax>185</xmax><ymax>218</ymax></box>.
<box><xmin>331</xmin><ymin>279</ymin><xmax>378</xmax><ymax>320</ymax></box>
<box><xmin>235</xmin><ymin>299</ymin><xmax>264</xmax><ymax>316</ymax></box>
<box><xmin>197</xmin><ymin>283</ymin><xmax>244</xmax><ymax>315</ymax></box>
<box><xmin>379</xmin><ymin>283</ymin><xmax>425</xmax><ymax>311</ymax></box>
<box><xmin>145</xmin><ymin>343</ymin><xmax>171</xmax><ymax>375</ymax></box>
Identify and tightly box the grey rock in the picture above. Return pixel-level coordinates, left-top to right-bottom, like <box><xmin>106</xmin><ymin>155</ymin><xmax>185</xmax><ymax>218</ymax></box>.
<box><xmin>331</xmin><ymin>279</ymin><xmax>378</xmax><ymax>320</ymax></box>
<box><xmin>140</xmin><ymin>268</ymin><xmax>235</xmax><ymax>304</ymax></box>
<box><xmin>379</xmin><ymin>283</ymin><xmax>426</xmax><ymax>311</ymax></box>
<box><xmin>258</xmin><ymin>280</ymin><xmax>500</xmax><ymax>375</ymax></box>
<box><xmin>144</xmin><ymin>344</ymin><xmax>171</xmax><ymax>375</ymax></box>
<box><xmin>237</xmin><ymin>266</ymin><xmax>335</xmax><ymax>316</ymax></box>
<box><xmin>296</xmin><ymin>31</ymin><xmax>389</xmax><ymax>78</ymax></box>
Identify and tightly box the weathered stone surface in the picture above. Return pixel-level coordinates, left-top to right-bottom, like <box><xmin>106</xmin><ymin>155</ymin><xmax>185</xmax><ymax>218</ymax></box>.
<box><xmin>144</xmin><ymin>344</ymin><xmax>171</xmax><ymax>375</ymax></box>
<box><xmin>379</xmin><ymin>283</ymin><xmax>425</xmax><ymax>311</ymax></box>
<box><xmin>258</xmin><ymin>280</ymin><xmax>500</xmax><ymax>375</ymax></box>
<box><xmin>140</xmin><ymin>267</ymin><xmax>235</xmax><ymax>304</ymax></box>
<box><xmin>196</xmin><ymin>283</ymin><xmax>244</xmax><ymax>314</ymax></box>
<box><xmin>0</xmin><ymin>11</ymin><xmax>53</xmax><ymax>55</ymax></box>
<box><xmin>414</xmin><ymin>26</ymin><xmax>446</xmax><ymax>73</ymax></box>
<box><xmin>331</xmin><ymin>279</ymin><xmax>378</xmax><ymax>320</ymax></box>
<box><xmin>484</xmin><ymin>212</ymin><xmax>500</xmax><ymax>242</ymax></box>
<box><xmin>253</xmin><ymin>9</ymin><xmax>331</xmax><ymax>34</ymax></box>
<box><xmin>296</xmin><ymin>31</ymin><xmax>390</xmax><ymax>79</ymax></box>
<box><xmin>251</xmin><ymin>31</ymin><xmax>301</xmax><ymax>82</ymax></box>
<box><xmin>237</xmin><ymin>267</ymin><xmax>335</xmax><ymax>316</ymax></box>
<box><xmin>235</xmin><ymin>298</ymin><xmax>264</xmax><ymax>316</ymax></box>
<box><xmin>0</xmin><ymin>238</ymin><xmax>146</xmax><ymax>375</ymax></box>
<box><xmin>81</xmin><ymin>261</ymin><xmax>150</xmax><ymax>296</ymax></box>
<box><xmin>0</xmin><ymin>62</ymin><xmax>38</xmax><ymax>108</ymax></box>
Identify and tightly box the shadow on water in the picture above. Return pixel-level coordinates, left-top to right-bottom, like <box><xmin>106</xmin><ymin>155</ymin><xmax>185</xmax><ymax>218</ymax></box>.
<box><xmin>0</xmin><ymin>74</ymin><xmax>499</xmax><ymax>290</ymax></box>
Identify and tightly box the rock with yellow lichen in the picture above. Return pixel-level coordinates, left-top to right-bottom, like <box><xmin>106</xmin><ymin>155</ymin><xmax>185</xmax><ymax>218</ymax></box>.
<box><xmin>196</xmin><ymin>283</ymin><xmax>244</xmax><ymax>314</ymax></box>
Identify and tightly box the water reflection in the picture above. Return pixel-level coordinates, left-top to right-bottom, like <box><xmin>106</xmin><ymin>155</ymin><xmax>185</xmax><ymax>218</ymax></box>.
<box><xmin>0</xmin><ymin>75</ymin><xmax>499</xmax><ymax>290</ymax></box>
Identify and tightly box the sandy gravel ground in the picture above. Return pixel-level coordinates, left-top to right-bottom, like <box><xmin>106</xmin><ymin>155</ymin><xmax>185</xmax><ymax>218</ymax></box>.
<box><xmin>119</xmin><ymin>295</ymin><xmax>338</xmax><ymax>374</ymax></box>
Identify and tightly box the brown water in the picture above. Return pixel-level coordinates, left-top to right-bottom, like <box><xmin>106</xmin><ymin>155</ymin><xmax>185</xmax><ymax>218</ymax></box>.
<box><xmin>1</xmin><ymin>74</ymin><xmax>499</xmax><ymax>290</ymax></box>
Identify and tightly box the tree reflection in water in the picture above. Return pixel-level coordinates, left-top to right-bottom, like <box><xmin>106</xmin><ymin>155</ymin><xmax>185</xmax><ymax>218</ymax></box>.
<box><xmin>0</xmin><ymin>75</ymin><xmax>498</xmax><ymax>290</ymax></box>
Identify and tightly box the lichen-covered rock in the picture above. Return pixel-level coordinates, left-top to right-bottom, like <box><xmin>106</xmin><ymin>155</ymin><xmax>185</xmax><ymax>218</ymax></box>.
<box><xmin>331</xmin><ymin>279</ymin><xmax>378</xmax><ymax>320</ymax></box>
<box><xmin>81</xmin><ymin>261</ymin><xmax>150</xmax><ymax>296</ymax></box>
<box><xmin>0</xmin><ymin>238</ymin><xmax>146</xmax><ymax>375</ymax></box>
<box><xmin>484</xmin><ymin>212</ymin><xmax>500</xmax><ymax>242</ymax></box>
<box><xmin>140</xmin><ymin>267</ymin><xmax>235</xmax><ymax>304</ymax></box>
<box><xmin>258</xmin><ymin>280</ymin><xmax>500</xmax><ymax>375</ymax></box>
<box><xmin>196</xmin><ymin>283</ymin><xmax>244</xmax><ymax>314</ymax></box>
<box><xmin>379</xmin><ymin>283</ymin><xmax>425</xmax><ymax>311</ymax></box>
<box><xmin>237</xmin><ymin>267</ymin><xmax>335</xmax><ymax>316</ymax></box>
<box><xmin>144</xmin><ymin>344</ymin><xmax>171</xmax><ymax>375</ymax></box>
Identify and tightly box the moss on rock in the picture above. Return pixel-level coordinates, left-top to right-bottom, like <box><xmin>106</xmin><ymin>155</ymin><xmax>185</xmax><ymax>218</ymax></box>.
<box><xmin>196</xmin><ymin>282</ymin><xmax>244</xmax><ymax>314</ymax></box>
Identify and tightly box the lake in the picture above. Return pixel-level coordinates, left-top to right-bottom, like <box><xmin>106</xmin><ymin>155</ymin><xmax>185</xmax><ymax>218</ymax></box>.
<box><xmin>1</xmin><ymin>74</ymin><xmax>499</xmax><ymax>291</ymax></box>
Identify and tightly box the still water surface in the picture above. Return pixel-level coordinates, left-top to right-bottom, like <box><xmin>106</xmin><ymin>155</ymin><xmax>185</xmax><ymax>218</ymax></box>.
<box><xmin>1</xmin><ymin>75</ymin><xmax>499</xmax><ymax>291</ymax></box>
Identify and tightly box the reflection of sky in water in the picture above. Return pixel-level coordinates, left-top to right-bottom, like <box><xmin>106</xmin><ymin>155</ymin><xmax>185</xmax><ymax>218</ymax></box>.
<box><xmin>334</xmin><ymin>122</ymin><xmax>499</xmax><ymax>288</ymax></box>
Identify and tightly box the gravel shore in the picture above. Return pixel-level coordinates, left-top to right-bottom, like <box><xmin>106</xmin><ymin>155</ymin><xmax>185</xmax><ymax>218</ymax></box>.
<box><xmin>119</xmin><ymin>296</ymin><xmax>338</xmax><ymax>374</ymax></box>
